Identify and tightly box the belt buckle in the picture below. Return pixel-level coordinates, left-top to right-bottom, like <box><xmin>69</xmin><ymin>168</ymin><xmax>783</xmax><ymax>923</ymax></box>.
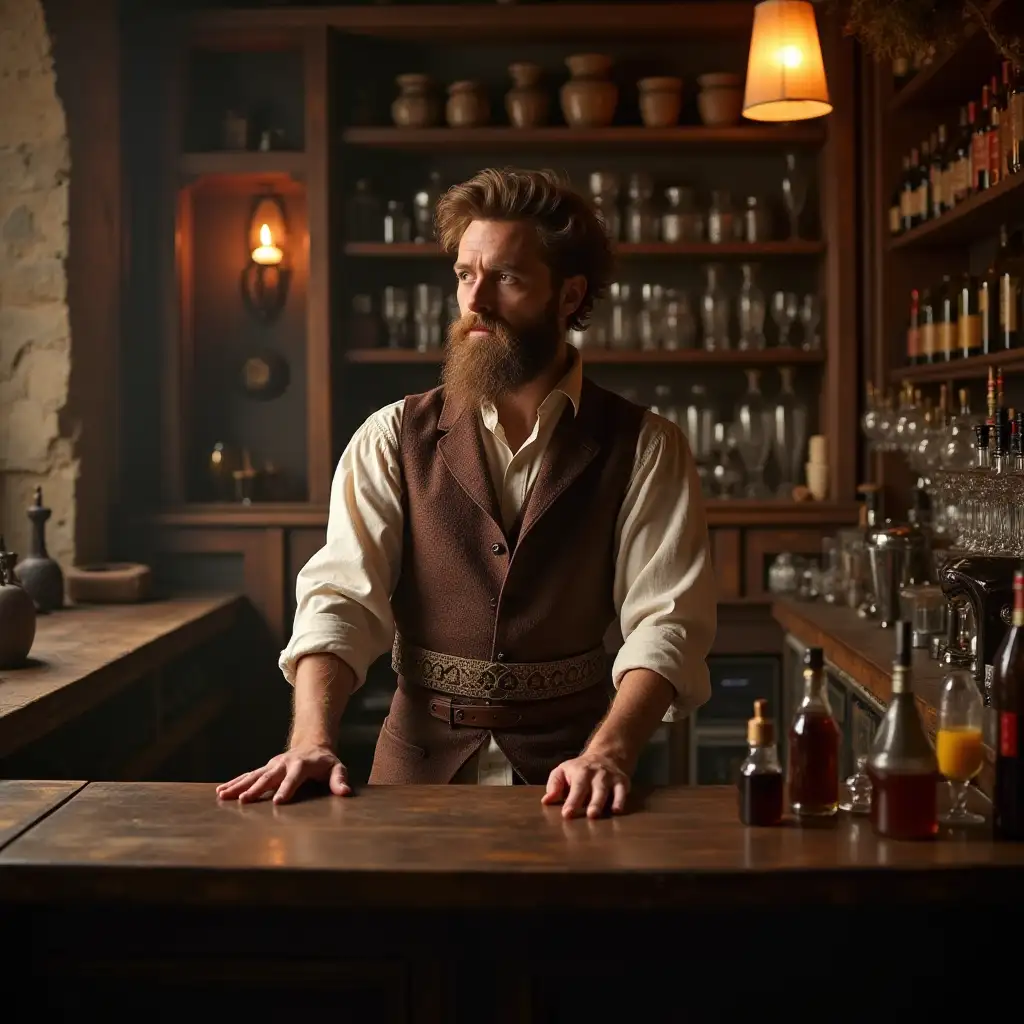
<box><xmin>448</xmin><ymin>701</ymin><xmax>465</xmax><ymax>727</ymax></box>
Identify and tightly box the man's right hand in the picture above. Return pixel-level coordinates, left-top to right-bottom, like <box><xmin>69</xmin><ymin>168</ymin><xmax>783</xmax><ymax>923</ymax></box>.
<box><xmin>215</xmin><ymin>745</ymin><xmax>351</xmax><ymax>805</ymax></box>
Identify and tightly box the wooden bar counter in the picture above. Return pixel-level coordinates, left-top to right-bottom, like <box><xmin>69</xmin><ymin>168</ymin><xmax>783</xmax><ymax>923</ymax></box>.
<box><xmin>1</xmin><ymin>780</ymin><xmax>1021</xmax><ymax>1020</ymax></box>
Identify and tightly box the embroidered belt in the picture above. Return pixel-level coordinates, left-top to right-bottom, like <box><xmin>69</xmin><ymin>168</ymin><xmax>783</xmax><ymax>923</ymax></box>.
<box><xmin>392</xmin><ymin>634</ymin><xmax>608</xmax><ymax>701</ymax></box>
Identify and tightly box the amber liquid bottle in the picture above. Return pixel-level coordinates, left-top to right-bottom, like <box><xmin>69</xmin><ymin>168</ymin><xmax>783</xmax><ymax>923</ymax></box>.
<box><xmin>867</xmin><ymin>621</ymin><xmax>939</xmax><ymax>840</ymax></box>
<box><xmin>788</xmin><ymin>647</ymin><xmax>840</xmax><ymax>818</ymax></box>
<box><xmin>738</xmin><ymin>699</ymin><xmax>784</xmax><ymax>827</ymax></box>
<box><xmin>990</xmin><ymin>569</ymin><xmax>1024</xmax><ymax>840</ymax></box>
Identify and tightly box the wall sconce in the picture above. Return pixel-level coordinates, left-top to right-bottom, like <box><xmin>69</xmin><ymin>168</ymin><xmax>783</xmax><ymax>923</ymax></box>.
<box><xmin>742</xmin><ymin>0</ymin><xmax>832</xmax><ymax>122</ymax></box>
<box><xmin>240</xmin><ymin>191</ymin><xmax>291</xmax><ymax>324</ymax></box>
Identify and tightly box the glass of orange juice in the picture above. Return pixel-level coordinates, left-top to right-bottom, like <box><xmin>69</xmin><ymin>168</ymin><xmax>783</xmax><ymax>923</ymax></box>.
<box><xmin>936</xmin><ymin>669</ymin><xmax>986</xmax><ymax>826</ymax></box>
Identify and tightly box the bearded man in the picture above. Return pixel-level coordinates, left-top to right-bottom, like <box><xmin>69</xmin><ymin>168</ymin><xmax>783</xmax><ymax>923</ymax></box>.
<box><xmin>217</xmin><ymin>168</ymin><xmax>716</xmax><ymax>819</ymax></box>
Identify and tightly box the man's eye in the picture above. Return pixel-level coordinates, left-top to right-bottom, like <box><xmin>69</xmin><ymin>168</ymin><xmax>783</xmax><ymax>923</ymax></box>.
<box><xmin>456</xmin><ymin>271</ymin><xmax>471</xmax><ymax>282</ymax></box>
<box><xmin>499</xmin><ymin>274</ymin><xmax>515</xmax><ymax>284</ymax></box>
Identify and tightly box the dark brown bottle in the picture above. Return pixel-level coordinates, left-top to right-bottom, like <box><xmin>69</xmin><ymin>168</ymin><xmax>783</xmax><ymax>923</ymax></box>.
<box><xmin>890</xmin><ymin>155</ymin><xmax>909</xmax><ymax>236</ymax></box>
<box><xmin>1010</xmin><ymin>61</ymin><xmax>1024</xmax><ymax>175</ymax></box>
<box><xmin>958</xmin><ymin>273</ymin><xmax>982</xmax><ymax>359</ymax></box>
<box><xmin>919</xmin><ymin>287</ymin><xmax>936</xmax><ymax>365</ymax></box>
<box><xmin>907</xmin><ymin>288</ymin><xmax>921</xmax><ymax>365</ymax></box>
<box><xmin>901</xmin><ymin>147</ymin><xmax>920</xmax><ymax>232</ymax></box>
<box><xmin>981</xmin><ymin>257</ymin><xmax>999</xmax><ymax>354</ymax></box>
<box><xmin>930</xmin><ymin>124</ymin><xmax>948</xmax><ymax>217</ymax></box>
<box><xmin>788</xmin><ymin>647</ymin><xmax>840</xmax><ymax>818</ymax></box>
<box><xmin>738</xmin><ymin>699</ymin><xmax>784</xmax><ymax>827</ymax></box>
<box><xmin>951</xmin><ymin>105</ymin><xmax>972</xmax><ymax>204</ymax></box>
<box><xmin>973</xmin><ymin>86</ymin><xmax>992</xmax><ymax>192</ymax></box>
<box><xmin>991</xmin><ymin>569</ymin><xmax>1024</xmax><ymax>840</ymax></box>
<box><xmin>989</xmin><ymin>74</ymin><xmax>1004</xmax><ymax>188</ymax></box>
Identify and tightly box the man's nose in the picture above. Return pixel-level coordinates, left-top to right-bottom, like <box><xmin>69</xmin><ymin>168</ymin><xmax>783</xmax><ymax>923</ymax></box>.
<box><xmin>465</xmin><ymin>279</ymin><xmax>492</xmax><ymax>315</ymax></box>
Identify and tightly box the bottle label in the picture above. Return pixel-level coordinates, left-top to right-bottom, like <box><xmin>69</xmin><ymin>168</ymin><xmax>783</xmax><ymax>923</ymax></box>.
<box><xmin>989</xmin><ymin>129</ymin><xmax>1002</xmax><ymax>186</ymax></box>
<box><xmin>920</xmin><ymin>322</ymin><xmax>935</xmax><ymax>357</ymax></box>
<box><xmin>1000</xmin><ymin>711</ymin><xmax>1018</xmax><ymax>758</ymax></box>
<box><xmin>958</xmin><ymin>313</ymin><xmax>981</xmax><ymax>352</ymax></box>
<box><xmin>1000</xmin><ymin>274</ymin><xmax>1020</xmax><ymax>332</ymax></box>
<box><xmin>900</xmin><ymin>189</ymin><xmax>911</xmax><ymax>220</ymax></box>
<box><xmin>907</xmin><ymin>325</ymin><xmax>919</xmax><ymax>359</ymax></box>
<box><xmin>889</xmin><ymin>204</ymin><xmax>901</xmax><ymax>234</ymax></box>
<box><xmin>938</xmin><ymin>320</ymin><xmax>956</xmax><ymax>353</ymax></box>
<box><xmin>916</xmin><ymin>183</ymin><xmax>928</xmax><ymax>218</ymax></box>
<box><xmin>972</xmin><ymin>134</ymin><xmax>989</xmax><ymax>189</ymax></box>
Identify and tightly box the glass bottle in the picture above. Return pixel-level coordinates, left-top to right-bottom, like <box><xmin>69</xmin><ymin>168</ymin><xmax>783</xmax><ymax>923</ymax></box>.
<box><xmin>383</xmin><ymin>200</ymin><xmax>412</xmax><ymax>244</ymax></box>
<box><xmin>990</xmin><ymin>568</ymin><xmax>1024</xmax><ymax>840</ymax></box>
<box><xmin>412</xmin><ymin>170</ymin><xmax>443</xmax><ymax>243</ymax></box>
<box><xmin>624</xmin><ymin>172</ymin><xmax>658</xmax><ymax>244</ymax></box>
<box><xmin>735</xmin><ymin>368</ymin><xmax>773</xmax><ymax>497</ymax></box>
<box><xmin>936</xmin><ymin>274</ymin><xmax>957</xmax><ymax>362</ymax></box>
<box><xmin>346</xmin><ymin>179</ymin><xmax>382</xmax><ymax>242</ymax></box>
<box><xmin>700</xmin><ymin>263</ymin><xmax>731</xmax><ymax>351</ymax></box>
<box><xmin>738</xmin><ymin>699</ymin><xmax>784</xmax><ymax>826</ymax></box>
<box><xmin>742</xmin><ymin>195</ymin><xmax>770</xmax><ymax>243</ymax></box>
<box><xmin>607</xmin><ymin>282</ymin><xmax>635</xmax><ymax>350</ymax></box>
<box><xmin>589</xmin><ymin>171</ymin><xmax>621</xmax><ymax>242</ymax></box>
<box><xmin>771</xmin><ymin>366</ymin><xmax>808</xmax><ymax>496</ymax></box>
<box><xmin>660</xmin><ymin>288</ymin><xmax>697</xmax><ymax>350</ymax></box>
<box><xmin>682</xmin><ymin>383</ymin><xmax>715</xmax><ymax>463</ymax></box>
<box><xmin>995</xmin><ymin>224</ymin><xmax>1023</xmax><ymax>349</ymax></box>
<box><xmin>957</xmin><ymin>272</ymin><xmax>982</xmax><ymax>359</ymax></box>
<box><xmin>891</xmin><ymin>154</ymin><xmax>909</xmax><ymax>236</ymax></box>
<box><xmin>866</xmin><ymin>621</ymin><xmax>939</xmax><ymax>840</ymax></box>
<box><xmin>660</xmin><ymin>186</ymin><xmax>699</xmax><ymax>243</ymax></box>
<box><xmin>1010</xmin><ymin>61</ymin><xmax>1024</xmax><ymax>174</ymax></box>
<box><xmin>930</xmin><ymin>124</ymin><xmax>948</xmax><ymax>218</ymax></box>
<box><xmin>637</xmin><ymin>283</ymin><xmax>664</xmax><ymax>351</ymax></box>
<box><xmin>707</xmin><ymin>189</ymin><xmax>735</xmax><ymax>244</ymax></box>
<box><xmin>736</xmin><ymin>263</ymin><xmax>767</xmax><ymax>351</ymax></box>
<box><xmin>788</xmin><ymin>647</ymin><xmax>841</xmax><ymax>819</ymax></box>
<box><xmin>650</xmin><ymin>384</ymin><xmax>680</xmax><ymax>426</ymax></box>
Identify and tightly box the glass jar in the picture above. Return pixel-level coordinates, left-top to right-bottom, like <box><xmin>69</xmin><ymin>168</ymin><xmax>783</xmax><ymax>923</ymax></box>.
<box><xmin>768</xmin><ymin>553</ymin><xmax>799</xmax><ymax>594</ymax></box>
<box><xmin>661</xmin><ymin>185</ymin><xmax>703</xmax><ymax>243</ymax></box>
<box><xmin>589</xmin><ymin>170</ymin><xmax>621</xmax><ymax>242</ymax></box>
<box><xmin>737</xmin><ymin>263</ymin><xmax>767</xmax><ymax>351</ymax></box>
<box><xmin>707</xmin><ymin>189</ymin><xmax>737</xmax><ymax>244</ymax></box>
<box><xmin>624</xmin><ymin>172</ymin><xmax>659</xmax><ymax>244</ymax></box>
<box><xmin>700</xmin><ymin>263</ymin><xmax>731</xmax><ymax>351</ymax></box>
<box><xmin>637</xmin><ymin>282</ymin><xmax>665</xmax><ymax>351</ymax></box>
<box><xmin>607</xmin><ymin>282</ymin><xmax>635</xmax><ymax>350</ymax></box>
<box><xmin>661</xmin><ymin>288</ymin><xmax>697</xmax><ymax>350</ymax></box>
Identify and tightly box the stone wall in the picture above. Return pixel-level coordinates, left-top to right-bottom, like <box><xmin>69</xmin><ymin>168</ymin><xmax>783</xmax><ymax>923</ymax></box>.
<box><xmin>0</xmin><ymin>0</ymin><xmax>75</xmax><ymax>568</ymax></box>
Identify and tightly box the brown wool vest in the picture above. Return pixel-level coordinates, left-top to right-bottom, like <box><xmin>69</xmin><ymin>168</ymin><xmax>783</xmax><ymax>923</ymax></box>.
<box><xmin>368</xmin><ymin>376</ymin><xmax>645</xmax><ymax>785</ymax></box>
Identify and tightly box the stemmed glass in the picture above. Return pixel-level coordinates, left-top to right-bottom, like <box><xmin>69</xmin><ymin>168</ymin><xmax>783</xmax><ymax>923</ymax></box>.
<box><xmin>936</xmin><ymin>670</ymin><xmax>986</xmax><ymax>826</ymax></box>
<box><xmin>382</xmin><ymin>286</ymin><xmax>410</xmax><ymax>348</ymax></box>
<box><xmin>771</xmin><ymin>291</ymin><xmax>799</xmax><ymax>347</ymax></box>
<box><xmin>781</xmin><ymin>152</ymin><xmax>808</xmax><ymax>239</ymax></box>
<box><xmin>799</xmin><ymin>294</ymin><xmax>822</xmax><ymax>351</ymax></box>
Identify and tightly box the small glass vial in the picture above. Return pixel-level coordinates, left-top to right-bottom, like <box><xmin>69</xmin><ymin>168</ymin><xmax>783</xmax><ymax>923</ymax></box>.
<box><xmin>738</xmin><ymin>699</ymin><xmax>784</xmax><ymax>826</ymax></box>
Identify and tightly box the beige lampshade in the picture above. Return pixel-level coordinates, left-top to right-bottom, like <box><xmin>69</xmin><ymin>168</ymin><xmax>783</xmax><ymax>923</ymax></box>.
<box><xmin>742</xmin><ymin>0</ymin><xmax>832</xmax><ymax>122</ymax></box>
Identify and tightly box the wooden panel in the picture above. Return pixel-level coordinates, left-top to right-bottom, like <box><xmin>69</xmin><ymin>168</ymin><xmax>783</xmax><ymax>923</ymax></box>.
<box><xmin>713</xmin><ymin>601</ymin><xmax>782</xmax><ymax>655</ymax></box>
<box><xmin>286</xmin><ymin>527</ymin><xmax>327</xmax><ymax>624</ymax></box>
<box><xmin>710</xmin><ymin>529</ymin><xmax>740</xmax><ymax>599</ymax></box>
<box><xmin>0</xmin><ymin>781</ymin><xmax>85</xmax><ymax>851</ymax></box>
<box><xmin>744</xmin><ymin>528</ymin><xmax>827</xmax><ymax>599</ymax></box>
<box><xmin>151</xmin><ymin>530</ymin><xmax>286</xmax><ymax>643</ymax></box>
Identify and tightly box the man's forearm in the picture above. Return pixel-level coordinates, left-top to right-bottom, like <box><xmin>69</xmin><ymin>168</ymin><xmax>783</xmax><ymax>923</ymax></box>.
<box><xmin>289</xmin><ymin>653</ymin><xmax>357</xmax><ymax>749</ymax></box>
<box><xmin>584</xmin><ymin>668</ymin><xmax>676</xmax><ymax>773</ymax></box>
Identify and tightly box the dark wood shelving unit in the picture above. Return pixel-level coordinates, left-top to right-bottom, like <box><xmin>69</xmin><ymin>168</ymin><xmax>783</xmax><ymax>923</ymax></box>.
<box><xmin>888</xmin><ymin>0</ymin><xmax>1011</xmax><ymax>112</ymax></box>
<box><xmin>179</xmin><ymin>151</ymin><xmax>307</xmax><ymax>181</ymax></box>
<box><xmin>887</xmin><ymin>169</ymin><xmax>1024</xmax><ymax>250</ymax></box>
<box><xmin>895</xmin><ymin>348</ymin><xmax>1024</xmax><ymax>385</ymax></box>
<box><xmin>344</xmin><ymin>347</ymin><xmax>826</xmax><ymax>366</ymax></box>
<box><xmin>340</xmin><ymin>125</ymin><xmax>826</xmax><ymax>150</ymax></box>
<box><xmin>344</xmin><ymin>240</ymin><xmax>825</xmax><ymax>258</ymax></box>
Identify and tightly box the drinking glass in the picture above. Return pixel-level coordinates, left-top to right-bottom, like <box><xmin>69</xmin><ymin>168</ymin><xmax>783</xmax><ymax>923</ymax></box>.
<box><xmin>781</xmin><ymin>152</ymin><xmax>808</xmax><ymax>239</ymax></box>
<box><xmin>799</xmin><ymin>293</ymin><xmax>822</xmax><ymax>351</ymax></box>
<box><xmin>936</xmin><ymin>670</ymin><xmax>986</xmax><ymax>826</ymax></box>
<box><xmin>771</xmin><ymin>291</ymin><xmax>798</xmax><ymax>347</ymax></box>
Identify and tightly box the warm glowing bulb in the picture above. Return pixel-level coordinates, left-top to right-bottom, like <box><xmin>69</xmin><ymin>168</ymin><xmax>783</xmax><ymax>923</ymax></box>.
<box><xmin>778</xmin><ymin>45</ymin><xmax>803</xmax><ymax>69</ymax></box>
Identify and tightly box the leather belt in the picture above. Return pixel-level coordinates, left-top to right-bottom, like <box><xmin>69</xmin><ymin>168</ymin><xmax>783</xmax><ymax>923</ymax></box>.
<box><xmin>393</xmin><ymin>633</ymin><xmax>607</xmax><ymax>701</ymax></box>
<box><xmin>425</xmin><ymin>694</ymin><xmax>568</xmax><ymax>729</ymax></box>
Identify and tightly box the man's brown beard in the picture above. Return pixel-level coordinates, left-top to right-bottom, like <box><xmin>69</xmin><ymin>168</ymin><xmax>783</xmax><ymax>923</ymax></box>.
<box><xmin>441</xmin><ymin>302</ymin><xmax>563</xmax><ymax>410</ymax></box>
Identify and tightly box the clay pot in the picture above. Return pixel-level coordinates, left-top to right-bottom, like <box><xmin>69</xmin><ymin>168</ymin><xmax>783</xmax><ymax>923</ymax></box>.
<box><xmin>505</xmin><ymin>62</ymin><xmax>548</xmax><ymax>128</ymax></box>
<box><xmin>560</xmin><ymin>53</ymin><xmax>617</xmax><ymax>128</ymax></box>
<box><xmin>696</xmin><ymin>72</ymin><xmax>744</xmax><ymax>127</ymax></box>
<box><xmin>0</xmin><ymin>550</ymin><xmax>35</xmax><ymax>668</ymax></box>
<box><xmin>391</xmin><ymin>73</ymin><xmax>440</xmax><ymax>128</ymax></box>
<box><xmin>637</xmin><ymin>76</ymin><xmax>683</xmax><ymax>128</ymax></box>
<box><xmin>446</xmin><ymin>80</ymin><xmax>490</xmax><ymax>128</ymax></box>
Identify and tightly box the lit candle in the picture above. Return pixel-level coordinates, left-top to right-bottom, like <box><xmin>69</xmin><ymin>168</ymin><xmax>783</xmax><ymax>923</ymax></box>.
<box><xmin>251</xmin><ymin>223</ymin><xmax>283</xmax><ymax>266</ymax></box>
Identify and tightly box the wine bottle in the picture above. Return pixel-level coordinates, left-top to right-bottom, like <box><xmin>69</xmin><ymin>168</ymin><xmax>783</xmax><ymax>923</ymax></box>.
<box><xmin>907</xmin><ymin>288</ymin><xmax>921</xmax><ymax>365</ymax></box>
<box><xmin>973</xmin><ymin>86</ymin><xmax>991</xmax><ymax>192</ymax></box>
<box><xmin>995</xmin><ymin>225</ymin><xmax>1023</xmax><ymax>349</ymax></box>
<box><xmin>958</xmin><ymin>273</ymin><xmax>982</xmax><ymax>359</ymax></box>
<box><xmin>788</xmin><ymin>647</ymin><xmax>840</xmax><ymax>819</ymax></box>
<box><xmin>902</xmin><ymin>148</ymin><xmax>919</xmax><ymax>233</ymax></box>
<box><xmin>991</xmin><ymin>569</ymin><xmax>1024</xmax><ymax>840</ymax></box>
<box><xmin>931</xmin><ymin>124</ymin><xmax>948</xmax><ymax>218</ymax></box>
<box><xmin>890</xmin><ymin>155</ymin><xmax>909</xmax><ymax>236</ymax></box>
<box><xmin>989</xmin><ymin>74</ymin><xmax>1003</xmax><ymax>188</ymax></box>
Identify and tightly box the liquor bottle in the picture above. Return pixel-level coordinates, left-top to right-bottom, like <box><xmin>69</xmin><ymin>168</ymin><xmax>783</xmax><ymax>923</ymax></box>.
<box><xmin>919</xmin><ymin>287</ymin><xmax>936</xmax><ymax>365</ymax></box>
<box><xmin>991</xmin><ymin>569</ymin><xmax>1024</xmax><ymax>840</ymax></box>
<box><xmin>1010</xmin><ymin>61</ymin><xmax>1024</xmax><ymax>175</ymax></box>
<box><xmin>973</xmin><ymin>86</ymin><xmax>991</xmax><ymax>192</ymax></box>
<box><xmin>901</xmin><ymin>147</ymin><xmax>920</xmax><ymax>232</ymax></box>
<box><xmin>930</xmin><ymin>124</ymin><xmax>948</xmax><ymax>218</ymax></box>
<box><xmin>738</xmin><ymin>699</ymin><xmax>784</xmax><ymax>827</ymax></box>
<box><xmin>958</xmin><ymin>273</ymin><xmax>982</xmax><ymax>359</ymax></box>
<box><xmin>980</xmin><ymin>254</ymin><xmax>999</xmax><ymax>354</ymax></box>
<box><xmin>906</xmin><ymin>287</ymin><xmax>921</xmax><ymax>365</ymax></box>
<box><xmin>951</xmin><ymin>105</ymin><xmax>972</xmax><ymax>205</ymax></box>
<box><xmin>890</xmin><ymin>155</ymin><xmax>909</xmax><ymax>236</ymax></box>
<box><xmin>788</xmin><ymin>647</ymin><xmax>840</xmax><ymax>818</ymax></box>
<box><xmin>916</xmin><ymin>139</ymin><xmax>932</xmax><ymax>223</ymax></box>
<box><xmin>989</xmin><ymin>73</ymin><xmax>1004</xmax><ymax>188</ymax></box>
<box><xmin>866</xmin><ymin>621</ymin><xmax>939</xmax><ymax>841</ymax></box>
<box><xmin>995</xmin><ymin>224</ymin><xmax>1022</xmax><ymax>348</ymax></box>
<box><xmin>936</xmin><ymin>273</ymin><xmax>957</xmax><ymax>362</ymax></box>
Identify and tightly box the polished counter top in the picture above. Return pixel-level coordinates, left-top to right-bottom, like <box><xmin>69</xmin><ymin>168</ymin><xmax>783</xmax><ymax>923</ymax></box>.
<box><xmin>0</xmin><ymin>781</ymin><xmax>1020</xmax><ymax>911</ymax></box>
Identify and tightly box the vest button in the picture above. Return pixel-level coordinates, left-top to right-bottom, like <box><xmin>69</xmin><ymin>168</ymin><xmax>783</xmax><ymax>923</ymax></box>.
<box><xmin>489</xmin><ymin>597</ymin><xmax>498</xmax><ymax>609</ymax></box>
<box><xmin>496</xmin><ymin>652</ymin><xmax>506</xmax><ymax>662</ymax></box>
<box><xmin>491</xmin><ymin>542</ymin><xmax>506</xmax><ymax>555</ymax></box>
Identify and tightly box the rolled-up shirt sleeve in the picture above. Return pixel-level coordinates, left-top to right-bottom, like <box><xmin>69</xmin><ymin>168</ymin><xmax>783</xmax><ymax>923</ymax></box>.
<box><xmin>610</xmin><ymin>411</ymin><xmax>717</xmax><ymax>721</ymax></box>
<box><xmin>278</xmin><ymin>402</ymin><xmax>405</xmax><ymax>688</ymax></box>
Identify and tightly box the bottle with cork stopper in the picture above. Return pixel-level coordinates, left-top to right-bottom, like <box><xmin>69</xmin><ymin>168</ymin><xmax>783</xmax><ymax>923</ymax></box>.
<box><xmin>738</xmin><ymin>699</ymin><xmax>784</xmax><ymax>826</ymax></box>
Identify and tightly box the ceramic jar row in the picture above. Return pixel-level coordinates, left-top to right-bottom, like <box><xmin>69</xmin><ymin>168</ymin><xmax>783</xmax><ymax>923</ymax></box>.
<box><xmin>390</xmin><ymin>58</ymin><xmax>744</xmax><ymax>130</ymax></box>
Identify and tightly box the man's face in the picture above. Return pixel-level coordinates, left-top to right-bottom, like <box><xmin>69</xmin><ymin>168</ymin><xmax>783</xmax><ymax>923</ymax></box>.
<box><xmin>442</xmin><ymin>219</ymin><xmax>567</xmax><ymax>409</ymax></box>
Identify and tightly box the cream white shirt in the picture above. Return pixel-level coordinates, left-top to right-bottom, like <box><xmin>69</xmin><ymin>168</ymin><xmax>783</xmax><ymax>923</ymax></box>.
<box><xmin>280</xmin><ymin>348</ymin><xmax>717</xmax><ymax>784</ymax></box>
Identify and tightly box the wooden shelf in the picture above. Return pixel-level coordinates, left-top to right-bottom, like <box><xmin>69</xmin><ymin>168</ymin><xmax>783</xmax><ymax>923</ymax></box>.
<box><xmin>340</xmin><ymin>125</ymin><xmax>826</xmax><ymax>151</ymax></box>
<box><xmin>344</xmin><ymin>241</ymin><xmax>825</xmax><ymax>258</ymax></box>
<box><xmin>179</xmin><ymin>151</ymin><xmax>307</xmax><ymax>183</ymax></box>
<box><xmin>887</xmin><ymin>169</ymin><xmax>1024</xmax><ymax>250</ymax></box>
<box><xmin>889</xmin><ymin>0</ymin><xmax>1012</xmax><ymax>112</ymax></box>
<box><xmin>345</xmin><ymin>348</ymin><xmax>825</xmax><ymax>366</ymax></box>
<box><xmin>189</xmin><ymin>4</ymin><xmax>756</xmax><ymax>44</ymax></box>
<box><xmin>894</xmin><ymin>348</ymin><xmax>1024</xmax><ymax>384</ymax></box>
<box><xmin>146</xmin><ymin>500</ymin><xmax>859</xmax><ymax>530</ymax></box>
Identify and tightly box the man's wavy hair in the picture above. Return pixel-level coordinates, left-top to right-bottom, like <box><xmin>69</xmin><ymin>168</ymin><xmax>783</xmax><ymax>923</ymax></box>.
<box><xmin>434</xmin><ymin>167</ymin><xmax>614</xmax><ymax>333</ymax></box>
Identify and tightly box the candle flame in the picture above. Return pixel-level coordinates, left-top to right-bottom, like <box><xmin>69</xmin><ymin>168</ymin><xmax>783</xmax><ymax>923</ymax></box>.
<box><xmin>259</xmin><ymin>223</ymin><xmax>272</xmax><ymax>246</ymax></box>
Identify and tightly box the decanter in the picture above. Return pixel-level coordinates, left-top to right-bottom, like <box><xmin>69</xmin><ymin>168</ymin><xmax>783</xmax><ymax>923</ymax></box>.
<box><xmin>735</xmin><ymin>368</ymin><xmax>773</xmax><ymax>498</ymax></box>
<box><xmin>771</xmin><ymin>367</ymin><xmax>808</xmax><ymax>497</ymax></box>
<box><xmin>700</xmin><ymin>263</ymin><xmax>731</xmax><ymax>351</ymax></box>
<box><xmin>737</xmin><ymin>263</ymin><xmax>767</xmax><ymax>351</ymax></box>
<box><xmin>15</xmin><ymin>487</ymin><xmax>64</xmax><ymax>612</ymax></box>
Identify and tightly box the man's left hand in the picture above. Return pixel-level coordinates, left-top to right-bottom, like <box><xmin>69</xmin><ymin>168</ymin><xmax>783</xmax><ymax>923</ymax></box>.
<box><xmin>542</xmin><ymin>751</ymin><xmax>630</xmax><ymax>819</ymax></box>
